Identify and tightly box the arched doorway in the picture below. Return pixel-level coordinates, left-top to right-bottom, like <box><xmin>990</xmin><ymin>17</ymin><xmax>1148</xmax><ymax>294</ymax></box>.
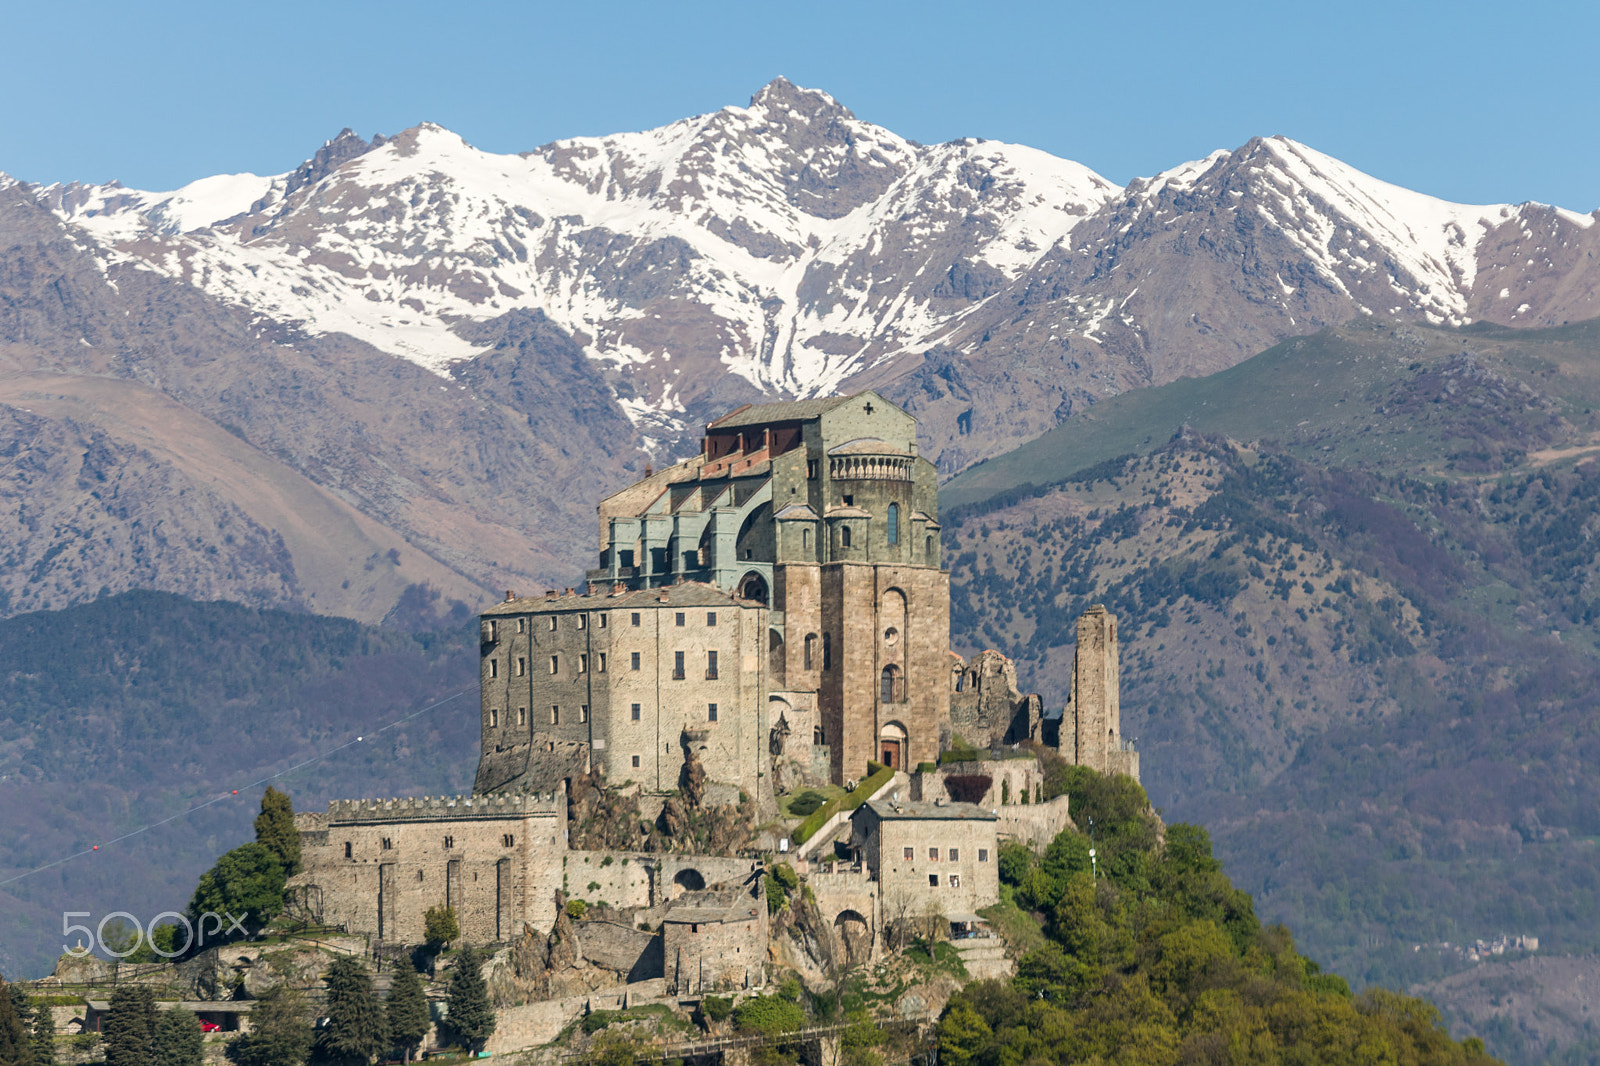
<box><xmin>879</xmin><ymin>721</ymin><xmax>907</xmax><ymax>770</ymax></box>
<box><xmin>738</xmin><ymin>571</ymin><xmax>769</xmax><ymax>606</ymax></box>
<box><xmin>833</xmin><ymin>909</ymin><xmax>871</xmax><ymax>964</ymax></box>
<box><xmin>673</xmin><ymin>868</ymin><xmax>706</xmax><ymax>892</ymax></box>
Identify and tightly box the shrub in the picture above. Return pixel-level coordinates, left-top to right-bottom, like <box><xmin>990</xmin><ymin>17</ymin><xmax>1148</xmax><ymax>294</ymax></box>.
<box><xmin>701</xmin><ymin>996</ymin><xmax>733</xmax><ymax>1023</ymax></box>
<box><xmin>566</xmin><ymin>899</ymin><xmax>589</xmax><ymax>920</ymax></box>
<box><xmin>944</xmin><ymin>774</ymin><xmax>993</xmax><ymax>804</ymax></box>
<box><xmin>733</xmin><ymin>995</ymin><xmax>805</xmax><ymax>1036</ymax></box>
<box><xmin>787</xmin><ymin>790</ymin><xmax>827</xmax><ymax>817</ymax></box>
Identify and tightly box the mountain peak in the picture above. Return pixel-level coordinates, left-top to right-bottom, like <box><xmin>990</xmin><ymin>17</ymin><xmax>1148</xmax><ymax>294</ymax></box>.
<box><xmin>747</xmin><ymin>77</ymin><xmax>854</xmax><ymax>123</ymax></box>
<box><xmin>283</xmin><ymin>127</ymin><xmax>386</xmax><ymax>198</ymax></box>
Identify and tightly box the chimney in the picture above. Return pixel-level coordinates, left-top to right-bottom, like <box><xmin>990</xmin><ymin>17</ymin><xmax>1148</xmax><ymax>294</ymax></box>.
<box><xmin>645</xmin><ymin>464</ymin><xmax>654</xmax><ymax>477</ymax></box>
<box><xmin>504</xmin><ymin>590</ymin><xmax>515</xmax><ymax>602</ymax></box>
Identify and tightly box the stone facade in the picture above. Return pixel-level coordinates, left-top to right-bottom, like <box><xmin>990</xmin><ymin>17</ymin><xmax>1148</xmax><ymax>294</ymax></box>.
<box><xmin>587</xmin><ymin>391</ymin><xmax>948</xmax><ymax>785</ymax></box>
<box><xmin>290</xmin><ymin>792</ymin><xmax>566</xmax><ymax>942</ymax></box>
<box><xmin>851</xmin><ymin>799</ymin><xmax>999</xmax><ymax>922</ymax></box>
<box><xmin>476</xmin><ymin>584</ymin><xmax>767</xmax><ymax>799</ymax></box>
<box><xmin>1064</xmin><ymin>606</ymin><xmax>1139</xmax><ymax>780</ymax></box>
<box><xmin>948</xmin><ymin>650</ymin><xmax>1043</xmax><ymax>749</ymax></box>
<box><xmin>660</xmin><ymin>879</ymin><xmax>769</xmax><ymax>994</ymax></box>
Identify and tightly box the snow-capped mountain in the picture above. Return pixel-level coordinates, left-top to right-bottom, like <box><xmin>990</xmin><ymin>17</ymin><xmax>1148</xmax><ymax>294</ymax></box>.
<box><xmin>3</xmin><ymin>78</ymin><xmax>1599</xmax><ymax>620</ymax></box>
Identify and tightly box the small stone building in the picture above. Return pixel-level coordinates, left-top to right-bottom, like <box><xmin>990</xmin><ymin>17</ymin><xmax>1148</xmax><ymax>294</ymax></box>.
<box><xmin>851</xmin><ymin>798</ymin><xmax>999</xmax><ymax>925</ymax></box>
<box><xmin>660</xmin><ymin>879</ymin><xmax>768</xmax><ymax>994</ymax></box>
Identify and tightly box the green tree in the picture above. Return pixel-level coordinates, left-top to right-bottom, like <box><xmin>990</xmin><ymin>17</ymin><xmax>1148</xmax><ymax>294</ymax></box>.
<box><xmin>732</xmin><ymin>995</ymin><xmax>805</xmax><ymax>1036</ymax></box>
<box><xmin>317</xmin><ymin>957</ymin><xmax>386</xmax><ymax>1066</ymax></box>
<box><xmin>444</xmin><ymin>947</ymin><xmax>495</xmax><ymax>1053</ymax></box>
<box><xmin>0</xmin><ymin>979</ymin><xmax>30</xmax><ymax>1066</ymax></box>
<box><xmin>29</xmin><ymin>995</ymin><xmax>52</xmax><ymax>1066</ymax></box>
<box><xmin>253</xmin><ymin>787</ymin><xmax>302</xmax><ymax>876</ymax></box>
<box><xmin>383</xmin><ymin>963</ymin><xmax>430</xmax><ymax>1064</ymax></box>
<box><xmin>936</xmin><ymin>1002</ymin><xmax>991</xmax><ymax>1066</ymax></box>
<box><xmin>103</xmin><ymin>986</ymin><xmax>155</xmax><ymax>1066</ymax></box>
<box><xmin>152</xmin><ymin>1009</ymin><xmax>202</xmax><ymax>1066</ymax></box>
<box><xmin>423</xmin><ymin>906</ymin><xmax>459</xmax><ymax>949</ymax></box>
<box><xmin>228</xmin><ymin>986</ymin><xmax>312</xmax><ymax>1066</ymax></box>
<box><xmin>188</xmin><ymin>842</ymin><xmax>287</xmax><ymax>936</ymax></box>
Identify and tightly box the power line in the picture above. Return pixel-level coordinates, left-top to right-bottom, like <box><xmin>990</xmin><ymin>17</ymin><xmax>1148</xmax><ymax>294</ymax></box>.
<box><xmin>0</xmin><ymin>686</ymin><xmax>474</xmax><ymax>889</ymax></box>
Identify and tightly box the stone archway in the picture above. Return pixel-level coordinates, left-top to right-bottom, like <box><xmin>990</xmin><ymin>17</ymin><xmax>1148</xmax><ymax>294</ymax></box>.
<box><xmin>738</xmin><ymin>571</ymin><xmax>769</xmax><ymax>606</ymax></box>
<box><xmin>833</xmin><ymin>909</ymin><xmax>871</xmax><ymax>964</ymax></box>
<box><xmin>879</xmin><ymin>721</ymin><xmax>907</xmax><ymax>771</ymax></box>
<box><xmin>673</xmin><ymin>868</ymin><xmax>706</xmax><ymax>892</ymax></box>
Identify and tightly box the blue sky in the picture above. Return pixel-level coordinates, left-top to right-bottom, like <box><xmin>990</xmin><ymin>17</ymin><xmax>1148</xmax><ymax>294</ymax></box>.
<box><xmin>3</xmin><ymin>0</ymin><xmax>1595</xmax><ymax>210</ymax></box>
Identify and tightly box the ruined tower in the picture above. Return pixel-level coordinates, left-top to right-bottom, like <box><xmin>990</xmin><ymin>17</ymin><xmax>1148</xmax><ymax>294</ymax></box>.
<box><xmin>1066</xmin><ymin>605</ymin><xmax>1138</xmax><ymax>780</ymax></box>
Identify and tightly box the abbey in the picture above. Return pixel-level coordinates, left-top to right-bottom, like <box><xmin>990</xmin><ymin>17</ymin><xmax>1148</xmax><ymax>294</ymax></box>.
<box><xmin>294</xmin><ymin>392</ymin><xmax>1137</xmax><ymax>951</ymax></box>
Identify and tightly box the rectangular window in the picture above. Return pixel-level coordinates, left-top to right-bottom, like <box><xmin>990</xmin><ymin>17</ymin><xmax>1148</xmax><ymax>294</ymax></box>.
<box><xmin>488</xmin><ymin>659</ymin><xmax>498</xmax><ymax>679</ymax></box>
<box><xmin>949</xmin><ymin>874</ymin><xmax>961</xmax><ymax>889</ymax></box>
<box><xmin>903</xmin><ymin>847</ymin><xmax>914</xmax><ymax>860</ymax></box>
<box><xmin>928</xmin><ymin>847</ymin><xmax>939</xmax><ymax>861</ymax></box>
<box><xmin>598</xmin><ymin>653</ymin><xmax>607</xmax><ymax>672</ymax></box>
<box><xmin>487</xmin><ymin>620</ymin><xmax>498</xmax><ymax>641</ymax></box>
<box><xmin>949</xmin><ymin>848</ymin><xmax>959</xmax><ymax>862</ymax></box>
<box><xmin>502</xmin><ymin>834</ymin><xmax>515</xmax><ymax>847</ymax></box>
<box><xmin>549</xmin><ymin>616</ymin><xmax>558</xmax><ymax>631</ymax></box>
<box><xmin>707</xmin><ymin>611</ymin><xmax>718</xmax><ymax>627</ymax></box>
<box><xmin>708</xmin><ymin>703</ymin><xmax>718</xmax><ymax>722</ymax></box>
<box><xmin>676</xmin><ymin>611</ymin><xmax>686</xmax><ymax>627</ymax></box>
<box><xmin>550</xmin><ymin>705</ymin><xmax>560</xmax><ymax>725</ymax></box>
<box><xmin>344</xmin><ymin>841</ymin><xmax>352</xmax><ymax>859</ymax></box>
<box><xmin>515</xmin><ymin>656</ymin><xmax>526</xmax><ymax>677</ymax></box>
<box><xmin>382</xmin><ymin>837</ymin><xmax>393</xmax><ymax>850</ymax></box>
<box><xmin>706</xmin><ymin>650</ymin><xmax>719</xmax><ymax>679</ymax></box>
<box><xmin>674</xmin><ymin>651</ymin><xmax>685</xmax><ymax>679</ymax></box>
<box><xmin>444</xmin><ymin>835</ymin><xmax>454</xmax><ymax>849</ymax></box>
<box><xmin>823</xmin><ymin>632</ymin><xmax>832</xmax><ymax>670</ymax></box>
<box><xmin>490</xmin><ymin>708</ymin><xmax>499</xmax><ymax>728</ymax></box>
<box><xmin>549</xmin><ymin>655</ymin><xmax>559</xmax><ymax>674</ymax></box>
<box><xmin>580</xmin><ymin>704</ymin><xmax>589</xmax><ymax>723</ymax></box>
<box><xmin>599</xmin><ymin>613</ymin><xmax>608</xmax><ymax>629</ymax></box>
<box><xmin>578</xmin><ymin>614</ymin><xmax>587</xmax><ymax>630</ymax></box>
<box><xmin>631</xmin><ymin>612</ymin><xmax>641</xmax><ymax>626</ymax></box>
<box><xmin>631</xmin><ymin>703</ymin><xmax>641</xmax><ymax>721</ymax></box>
<box><xmin>807</xmin><ymin>459</ymin><xmax>818</xmax><ymax>479</ymax></box>
<box><xmin>631</xmin><ymin>651</ymin><xmax>641</xmax><ymax>671</ymax></box>
<box><xmin>928</xmin><ymin>874</ymin><xmax>938</xmax><ymax>887</ymax></box>
<box><xmin>579</xmin><ymin>653</ymin><xmax>589</xmax><ymax>673</ymax></box>
<box><xmin>517</xmin><ymin>706</ymin><xmax>527</xmax><ymax>726</ymax></box>
<box><xmin>978</xmin><ymin>849</ymin><xmax>989</xmax><ymax>862</ymax></box>
<box><xmin>516</xmin><ymin>619</ymin><xmax>525</xmax><ymax>633</ymax></box>
<box><xmin>632</xmin><ymin>755</ymin><xmax>641</xmax><ymax>768</ymax></box>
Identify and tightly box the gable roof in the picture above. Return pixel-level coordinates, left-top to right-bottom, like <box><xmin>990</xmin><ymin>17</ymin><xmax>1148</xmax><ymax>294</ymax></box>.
<box><xmin>707</xmin><ymin>395</ymin><xmax>855</xmax><ymax>430</ymax></box>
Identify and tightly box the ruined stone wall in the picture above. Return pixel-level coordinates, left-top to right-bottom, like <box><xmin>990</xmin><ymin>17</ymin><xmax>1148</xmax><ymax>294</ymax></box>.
<box><xmin>948</xmin><ymin>650</ymin><xmax>1043</xmax><ymax>749</ymax></box>
<box><xmin>564</xmin><ymin>852</ymin><xmax>653</xmax><ymax>910</ymax></box>
<box><xmin>913</xmin><ymin>758</ymin><xmax>1044</xmax><ymax>809</ymax></box>
<box><xmin>292</xmin><ymin>793</ymin><xmax>565</xmax><ymax>944</ymax></box>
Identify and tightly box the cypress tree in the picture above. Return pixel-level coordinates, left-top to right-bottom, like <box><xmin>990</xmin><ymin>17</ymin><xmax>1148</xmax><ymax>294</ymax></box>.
<box><xmin>0</xmin><ymin>978</ymin><xmax>31</xmax><ymax>1066</ymax></box>
<box><xmin>316</xmin><ymin>957</ymin><xmax>386</xmax><ymax>1066</ymax></box>
<box><xmin>443</xmin><ymin>948</ymin><xmax>495</xmax><ymax>1053</ymax></box>
<box><xmin>384</xmin><ymin>964</ymin><xmax>430</xmax><ymax>1064</ymax></box>
<box><xmin>28</xmin><ymin>1002</ymin><xmax>51</xmax><ymax>1066</ymax></box>
<box><xmin>104</xmin><ymin>986</ymin><xmax>156</xmax><ymax>1066</ymax></box>
<box><xmin>253</xmin><ymin>786</ymin><xmax>302</xmax><ymax>876</ymax></box>
<box><xmin>229</xmin><ymin>986</ymin><xmax>311</xmax><ymax>1066</ymax></box>
<box><xmin>152</xmin><ymin>1009</ymin><xmax>201</xmax><ymax>1066</ymax></box>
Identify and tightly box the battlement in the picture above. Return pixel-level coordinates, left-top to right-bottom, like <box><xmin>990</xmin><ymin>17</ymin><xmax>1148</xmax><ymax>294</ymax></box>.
<box><xmin>325</xmin><ymin>792</ymin><xmax>563</xmax><ymax>824</ymax></box>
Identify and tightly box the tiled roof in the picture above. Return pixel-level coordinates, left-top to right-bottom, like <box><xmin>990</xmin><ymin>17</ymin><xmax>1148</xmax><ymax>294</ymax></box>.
<box><xmin>707</xmin><ymin>395</ymin><xmax>856</xmax><ymax>430</ymax></box>
<box><xmin>483</xmin><ymin>582</ymin><xmax>755</xmax><ymax>615</ymax></box>
<box><xmin>861</xmin><ymin>799</ymin><xmax>997</xmax><ymax>821</ymax></box>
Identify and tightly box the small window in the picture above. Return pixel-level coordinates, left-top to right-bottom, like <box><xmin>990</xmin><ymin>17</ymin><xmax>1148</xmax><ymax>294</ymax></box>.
<box><xmin>823</xmin><ymin>632</ymin><xmax>832</xmax><ymax>670</ymax></box>
<box><xmin>708</xmin><ymin>703</ymin><xmax>718</xmax><ymax>722</ymax></box>
<box><xmin>549</xmin><ymin>655</ymin><xmax>559</xmax><ymax>674</ymax></box>
<box><xmin>600</xmin><ymin>614</ymin><xmax>608</xmax><ymax>629</ymax></box>
<box><xmin>488</xmin><ymin>659</ymin><xmax>498</xmax><ymax>679</ymax></box>
<box><xmin>444</xmin><ymin>835</ymin><xmax>454</xmax><ymax>849</ymax></box>
<box><xmin>949</xmin><ymin>874</ymin><xmax>960</xmax><ymax>889</ymax></box>
<box><xmin>516</xmin><ymin>619</ymin><xmax>525</xmax><ymax>633</ymax></box>
<box><xmin>549</xmin><ymin>616</ymin><xmax>558</xmax><ymax>631</ymax></box>
<box><xmin>676</xmin><ymin>611</ymin><xmax>686</xmax><ymax>627</ymax></box>
<box><xmin>887</xmin><ymin>502</ymin><xmax>899</xmax><ymax>545</ymax></box>
<box><xmin>579</xmin><ymin>653</ymin><xmax>589</xmax><ymax>673</ymax></box>
<box><xmin>515</xmin><ymin>656</ymin><xmax>526</xmax><ymax>677</ymax></box>
<box><xmin>381</xmin><ymin>837</ymin><xmax>393</xmax><ymax>850</ymax></box>
<box><xmin>490</xmin><ymin>708</ymin><xmax>499</xmax><ymax>728</ymax></box>
<box><xmin>674</xmin><ymin>651</ymin><xmax>685</xmax><ymax>679</ymax></box>
<box><xmin>807</xmin><ymin>459</ymin><xmax>818</xmax><ymax>479</ymax></box>
<box><xmin>814</xmin><ymin>726</ymin><xmax>824</xmax><ymax>744</ymax></box>
<box><xmin>804</xmin><ymin>633</ymin><xmax>817</xmax><ymax>670</ymax></box>
<box><xmin>631</xmin><ymin>651</ymin><xmax>641</xmax><ymax>671</ymax></box>
<box><xmin>978</xmin><ymin>849</ymin><xmax>989</xmax><ymax>863</ymax></box>
<box><xmin>632</xmin><ymin>703</ymin><xmax>641</xmax><ymax>721</ymax></box>
<box><xmin>631</xmin><ymin>612</ymin><xmax>641</xmax><ymax>627</ymax></box>
<box><xmin>802</xmin><ymin>527</ymin><xmax>811</xmax><ymax>551</ymax></box>
<box><xmin>551</xmin><ymin>705</ymin><xmax>560</xmax><ymax>725</ymax></box>
<box><xmin>903</xmin><ymin>847</ymin><xmax>914</xmax><ymax>860</ymax></box>
<box><xmin>581</xmin><ymin>704</ymin><xmax>589</xmax><ymax>723</ymax></box>
<box><xmin>578</xmin><ymin>614</ymin><xmax>587</xmax><ymax>630</ymax></box>
<box><xmin>949</xmin><ymin>848</ymin><xmax>959</xmax><ymax>862</ymax></box>
<box><xmin>517</xmin><ymin>706</ymin><xmax>527</xmax><ymax>726</ymax></box>
<box><xmin>344</xmin><ymin>841</ymin><xmax>352</xmax><ymax>859</ymax></box>
<box><xmin>843</xmin><ymin>494</ymin><xmax>854</xmax><ymax>506</ymax></box>
<box><xmin>502</xmin><ymin>834</ymin><xmax>515</xmax><ymax>847</ymax></box>
<box><xmin>598</xmin><ymin>653</ymin><xmax>607</xmax><ymax>673</ymax></box>
<box><xmin>928</xmin><ymin>847</ymin><xmax>939</xmax><ymax>861</ymax></box>
<box><xmin>841</xmin><ymin>525</ymin><xmax>852</xmax><ymax>548</ymax></box>
<box><xmin>706</xmin><ymin>650</ymin><xmax>719</xmax><ymax>679</ymax></box>
<box><xmin>926</xmin><ymin>535</ymin><xmax>934</xmax><ymax>559</ymax></box>
<box><xmin>632</xmin><ymin>755</ymin><xmax>641</xmax><ymax>768</ymax></box>
<box><xmin>928</xmin><ymin>874</ymin><xmax>939</xmax><ymax>887</ymax></box>
<box><xmin>707</xmin><ymin>611</ymin><xmax>717</xmax><ymax>627</ymax></box>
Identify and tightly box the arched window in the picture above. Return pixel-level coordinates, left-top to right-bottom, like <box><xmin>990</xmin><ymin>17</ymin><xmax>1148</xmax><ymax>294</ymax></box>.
<box><xmin>841</xmin><ymin>525</ymin><xmax>852</xmax><ymax>548</ymax></box>
<box><xmin>814</xmin><ymin>726</ymin><xmax>825</xmax><ymax>745</ymax></box>
<box><xmin>804</xmin><ymin>633</ymin><xmax>818</xmax><ymax>670</ymax></box>
<box><xmin>925</xmin><ymin>534</ymin><xmax>934</xmax><ymax>560</ymax></box>
<box><xmin>887</xmin><ymin>503</ymin><xmax>899</xmax><ymax>545</ymax></box>
<box><xmin>802</xmin><ymin>527</ymin><xmax>811</xmax><ymax>552</ymax></box>
<box><xmin>880</xmin><ymin>664</ymin><xmax>904</xmax><ymax>703</ymax></box>
<box><xmin>823</xmin><ymin>632</ymin><xmax>832</xmax><ymax>670</ymax></box>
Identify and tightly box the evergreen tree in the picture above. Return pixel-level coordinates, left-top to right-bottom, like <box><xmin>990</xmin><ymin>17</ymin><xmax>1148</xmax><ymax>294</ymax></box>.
<box><xmin>187</xmin><ymin>842</ymin><xmax>287</xmax><ymax>937</ymax></box>
<box><xmin>383</xmin><ymin>964</ymin><xmax>430</xmax><ymax>1064</ymax></box>
<box><xmin>316</xmin><ymin>957</ymin><xmax>386</xmax><ymax>1066</ymax></box>
<box><xmin>229</xmin><ymin>986</ymin><xmax>311</xmax><ymax>1066</ymax></box>
<box><xmin>28</xmin><ymin>999</ymin><xmax>51</xmax><ymax>1066</ymax></box>
<box><xmin>253</xmin><ymin>787</ymin><xmax>302</xmax><ymax>876</ymax></box>
<box><xmin>152</xmin><ymin>1009</ymin><xmax>201</xmax><ymax>1066</ymax></box>
<box><xmin>104</xmin><ymin>986</ymin><xmax>156</xmax><ymax>1066</ymax></box>
<box><xmin>0</xmin><ymin>978</ymin><xmax>31</xmax><ymax>1066</ymax></box>
<box><xmin>443</xmin><ymin>948</ymin><xmax>494</xmax><ymax>1053</ymax></box>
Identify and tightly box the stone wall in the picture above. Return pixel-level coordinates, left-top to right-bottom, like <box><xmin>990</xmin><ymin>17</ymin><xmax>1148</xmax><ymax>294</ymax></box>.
<box><xmin>913</xmin><ymin>758</ymin><xmax>1044</xmax><ymax>809</ymax></box>
<box><xmin>1066</xmin><ymin>606</ymin><xmax>1126</xmax><ymax>777</ymax></box>
<box><xmin>661</xmin><ymin>880</ymin><xmax>769</xmax><ymax>994</ymax></box>
<box><xmin>996</xmin><ymin>795</ymin><xmax>1074</xmax><ymax>851</ymax></box>
<box><xmin>854</xmin><ymin>802</ymin><xmax>999</xmax><ymax>922</ymax></box>
<box><xmin>948</xmin><ymin>650</ymin><xmax>1043</xmax><ymax>748</ymax></box>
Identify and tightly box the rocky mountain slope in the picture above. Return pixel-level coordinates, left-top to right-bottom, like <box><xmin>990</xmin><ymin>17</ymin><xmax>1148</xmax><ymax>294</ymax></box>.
<box><xmin>3</xmin><ymin>80</ymin><xmax>1599</xmax><ymax>622</ymax></box>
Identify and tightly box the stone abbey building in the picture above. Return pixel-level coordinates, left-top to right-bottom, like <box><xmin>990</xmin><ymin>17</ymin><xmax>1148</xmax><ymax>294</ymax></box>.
<box><xmin>294</xmin><ymin>391</ymin><xmax>1137</xmax><ymax>946</ymax></box>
